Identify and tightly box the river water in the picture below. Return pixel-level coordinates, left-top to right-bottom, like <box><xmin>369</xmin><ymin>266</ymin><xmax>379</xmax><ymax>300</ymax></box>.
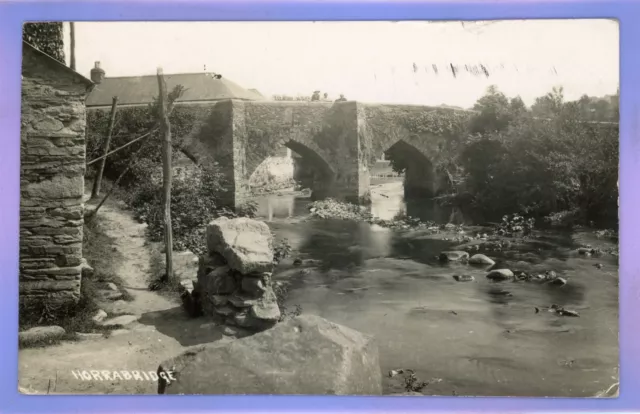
<box><xmin>249</xmin><ymin>181</ymin><xmax>619</xmax><ymax>397</ymax></box>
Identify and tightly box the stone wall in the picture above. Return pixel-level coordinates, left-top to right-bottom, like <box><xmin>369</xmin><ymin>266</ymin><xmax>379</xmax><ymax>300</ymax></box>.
<box><xmin>19</xmin><ymin>45</ymin><xmax>93</xmax><ymax>314</ymax></box>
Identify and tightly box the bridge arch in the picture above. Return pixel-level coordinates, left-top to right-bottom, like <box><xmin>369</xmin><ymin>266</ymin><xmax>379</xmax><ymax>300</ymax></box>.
<box><xmin>381</xmin><ymin>139</ymin><xmax>439</xmax><ymax>199</ymax></box>
<box><xmin>246</xmin><ymin>137</ymin><xmax>337</xmax><ymax>200</ymax></box>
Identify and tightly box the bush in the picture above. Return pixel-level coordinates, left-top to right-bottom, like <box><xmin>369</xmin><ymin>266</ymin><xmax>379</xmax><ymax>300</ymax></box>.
<box><xmin>544</xmin><ymin>209</ymin><xmax>581</xmax><ymax>228</ymax></box>
<box><xmin>273</xmin><ymin>238</ymin><xmax>292</xmax><ymax>264</ymax></box>
<box><xmin>495</xmin><ymin>213</ymin><xmax>535</xmax><ymax>236</ymax></box>
<box><xmin>125</xmin><ymin>164</ymin><xmax>260</xmax><ymax>256</ymax></box>
<box><xmin>86</xmin><ymin>85</ymin><xmax>193</xmax><ymax>185</ymax></box>
<box><xmin>272</xmin><ymin>281</ymin><xmax>302</xmax><ymax>322</ymax></box>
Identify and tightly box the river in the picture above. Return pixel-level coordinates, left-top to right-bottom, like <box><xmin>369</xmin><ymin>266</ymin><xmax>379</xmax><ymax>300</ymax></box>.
<box><xmin>249</xmin><ymin>181</ymin><xmax>619</xmax><ymax>397</ymax></box>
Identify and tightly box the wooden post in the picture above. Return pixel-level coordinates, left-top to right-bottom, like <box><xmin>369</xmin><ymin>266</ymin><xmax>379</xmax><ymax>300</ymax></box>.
<box><xmin>69</xmin><ymin>22</ymin><xmax>76</xmax><ymax>71</ymax></box>
<box><xmin>87</xmin><ymin>138</ymin><xmax>149</xmax><ymax>219</ymax></box>
<box><xmin>157</xmin><ymin>68</ymin><xmax>174</xmax><ymax>281</ymax></box>
<box><xmin>91</xmin><ymin>96</ymin><xmax>118</xmax><ymax>199</ymax></box>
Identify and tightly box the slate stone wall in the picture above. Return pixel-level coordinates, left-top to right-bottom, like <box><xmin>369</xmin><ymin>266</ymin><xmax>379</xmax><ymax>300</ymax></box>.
<box><xmin>20</xmin><ymin>45</ymin><xmax>92</xmax><ymax>313</ymax></box>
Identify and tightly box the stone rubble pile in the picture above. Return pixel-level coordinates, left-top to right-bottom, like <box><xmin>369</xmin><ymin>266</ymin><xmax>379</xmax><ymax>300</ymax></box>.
<box><xmin>192</xmin><ymin>217</ymin><xmax>281</xmax><ymax>331</ymax></box>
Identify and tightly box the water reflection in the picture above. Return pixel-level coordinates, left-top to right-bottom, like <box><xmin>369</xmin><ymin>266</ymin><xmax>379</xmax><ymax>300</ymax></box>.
<box><xmin>253</xmin><ymin>181</ymin><xmax>456</xmax><ymax>224</ymax></box>
<box><xmin>369</xmin><ymin>181</ymin><xmax>453</xmax><ymax>223</ymax></box>
<box><xmin>253</xmin><ymin>193</ymin><xmax>306</xmax><ymax>221</ymax></box>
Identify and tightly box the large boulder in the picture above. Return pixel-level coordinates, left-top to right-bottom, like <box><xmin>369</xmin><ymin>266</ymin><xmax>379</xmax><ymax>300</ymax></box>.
<box><xmin>206</xmin><ymin>217</ymin><xmax>274</xmax><ymax>274</ymax></box>
<box><xmin>19</xmin><ymin>326</ymin><xmax>66</xmax><ymax>346</ymax></box>
<box><xmin>157</xmin><ymin>315</ymin><xmax>382</xmax><ymax>395</ymax></box>
<box><xmin>439</xmin><ymin>251</ymin><xmax>469</xmax><ymax>263</ymax></box>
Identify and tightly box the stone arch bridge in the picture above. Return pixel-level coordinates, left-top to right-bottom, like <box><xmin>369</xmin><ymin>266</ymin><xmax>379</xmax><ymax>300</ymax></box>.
<box><xmin>181</xmin><ymin>100</ymin><xmax>471</xmax><ymax>207</ymax></box>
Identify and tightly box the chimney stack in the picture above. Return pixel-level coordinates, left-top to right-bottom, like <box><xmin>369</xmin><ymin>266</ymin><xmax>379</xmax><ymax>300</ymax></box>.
<box><xmin>90</xmin><ymin>61</ymin><xmax>105</xmax><ymax>84</ymax></box>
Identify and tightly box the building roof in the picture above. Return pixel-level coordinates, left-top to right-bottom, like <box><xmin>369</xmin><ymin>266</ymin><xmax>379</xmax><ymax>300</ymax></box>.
<box><xmin>248</xmin><ymin>88</ymin><xmax>264</xmax><ymax>98</ymax></box>
<box><xmin>86</xmin><ymin>73</ymin><xmax>264</xmax><ymax>107</ymax></box>
<box><xmin>22</xmin><ymin>41</ymin><xmax>94</xmax><ymax>87</ymax></box>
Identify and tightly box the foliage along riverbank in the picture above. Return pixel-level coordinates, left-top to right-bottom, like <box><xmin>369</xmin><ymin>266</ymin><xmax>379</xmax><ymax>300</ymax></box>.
<box><xmin>307</xmin><ymin>198</ymin><xmax>619</xmax><ymax>257</ymax></box>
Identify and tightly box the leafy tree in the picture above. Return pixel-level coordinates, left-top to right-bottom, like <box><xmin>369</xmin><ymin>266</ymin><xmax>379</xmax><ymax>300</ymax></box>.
<box><xmin>23</xmin><ymin>22</ymin><xmax>65</xmax><ymax>64</ymax></box>
<box><xmin>531</xmin><ymin>86</ymin><xmax>564</xmax><ymax>118</ymax></box>
<box><xmin>574</xmin><ymin>93</ymin><xmax>618</xmax><ymax>122</ymax></box>
<box><xmin>469</xmin><ymin>86</ymin><xmax>527</xmax><ymax>135</ymax></box>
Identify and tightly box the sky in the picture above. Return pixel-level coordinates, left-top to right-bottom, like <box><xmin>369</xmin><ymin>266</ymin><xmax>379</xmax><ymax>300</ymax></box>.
<box><xmin>63</xmin><ymin>20</ymin><xmax>619</xmax><ymax>108</ymax></box>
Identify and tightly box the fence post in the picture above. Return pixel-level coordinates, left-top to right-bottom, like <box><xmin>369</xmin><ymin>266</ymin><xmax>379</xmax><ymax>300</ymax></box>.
<box><xmin>91</xmin><ymin>96</ymin><xmax>118</xmax><ymax>199</ymax></box>
<box><xmin>157</xmin><ymin>68</ymin><xmax>174</xmax><ymax>281</ymax></box>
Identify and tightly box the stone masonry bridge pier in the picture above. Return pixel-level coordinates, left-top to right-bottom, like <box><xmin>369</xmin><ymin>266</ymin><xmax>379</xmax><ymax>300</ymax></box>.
<box><xmin>181</xmin><ymin>100</ymin><xmax>471</xmax><ymax>207</ymax></box>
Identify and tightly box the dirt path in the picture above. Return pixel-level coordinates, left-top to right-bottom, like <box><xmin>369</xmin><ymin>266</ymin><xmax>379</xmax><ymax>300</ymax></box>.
<box><xmin>19</xmin><ymin>196</ymin><xmax>230</xmax><ymax>395</ymax></box>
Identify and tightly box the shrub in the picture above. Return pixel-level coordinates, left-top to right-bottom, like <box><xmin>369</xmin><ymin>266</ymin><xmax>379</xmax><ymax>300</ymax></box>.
<box><xmin>85</xmin><ymin>85</ymin><xmax>193</xmax><ymax>186</ymax></box>
<box><xmin>126</xmin><ymin>164</ymin><xmax>261</xmax><ymax>256</ymax></box>
<box><xmin>127</xmin><ymin>166</ymin><xmax>220</xmax><ymax>255</ymax></box>
<box><xmin>272</xmin><ymin>281</ymin><xmax>302</xmax><ymax>322</ymax></box>
<box><xmin>495</xmin><ymin>213</ymin><xmax>535</xmax><ymax>236</ymax></box>
<box><xmin>273</xmin><ymin>238</ymin><xmax>292</xmax><ymax>264</ymax></box>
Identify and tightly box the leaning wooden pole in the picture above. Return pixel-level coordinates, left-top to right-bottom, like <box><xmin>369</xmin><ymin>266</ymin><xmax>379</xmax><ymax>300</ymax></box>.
<box><xmin>157</xmin><ymin>68</ymin><xmax>174</xmax><ymax>281</ymax></box>
<box><xmin>91</xmin><ymin>96</ymin><xmax>118</xmax><ymax>199</ymax></box>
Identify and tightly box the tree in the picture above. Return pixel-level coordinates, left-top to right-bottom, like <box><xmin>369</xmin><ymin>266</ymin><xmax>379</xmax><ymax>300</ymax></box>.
<box><xmin>23</xmin><ymin>22</ymin><xmax>65</xmax><ymax>64</ymax></box>
<box><xmin>531</xmin><ymin>86</ymin><xmax>564</xmax><ymax>118</ymax></box>
<box><xmin>469</xmin><ymin>85</ymin><xmax>526</xmax><ymax>135</ymax></box>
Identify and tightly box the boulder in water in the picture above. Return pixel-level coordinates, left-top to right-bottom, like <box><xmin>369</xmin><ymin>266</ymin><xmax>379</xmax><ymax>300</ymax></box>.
<box><xmin>486</xmin><ymin>269</ymin><xmax>514</xmax><ymax>281</ymax></box>
<box><xmin>453</xmin><ymin>275</ymin><xmax>475</xmax><ymax>282</ymax></box>
<box><xmin>550</xmin><ymin>277</ymin><xmax>567</xmax><ymax>286</ymax></box>
<box><xmin>439</xmin><ymin>251</ymin><xmax>469</xmax><ymax>263</ymax></box>
<box><xmin>468</xmin><ymin>254</ymin><xmax>495</xmax><ymax>266</ymax></box>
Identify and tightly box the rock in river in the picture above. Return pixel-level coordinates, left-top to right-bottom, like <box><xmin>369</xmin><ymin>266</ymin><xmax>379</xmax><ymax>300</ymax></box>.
<box><xmin>439</xmin><ymin>251</ymin><xmax>469</xmax><ymax>263</ymax></box>
<box><xmin>486</xmin><ymin>269</ymin><xmax>514</xmax><ymax>281</ymax></box>
<box><xmin>157</xmin><ymin>315</ymin><xmax>382</xmax><ymax>395</ymax></box>
<box><xmin>468</xmin><ymin>254</ymin><xmax>495</xmax><ymax>266</ymax></box>
<box><xmin>549</xmin><ymin>277</ymin><xmax>567</xmax><ymax>286</ymax></box>
<box><xmin>206</xmin><ymin>217</ymin><xmax>274</xmax><ymax>274</ymax></box>
<box><xmin>453</xmin><ymin>275</ymin><xmax>475</xmax><ymax>282</ymax></box>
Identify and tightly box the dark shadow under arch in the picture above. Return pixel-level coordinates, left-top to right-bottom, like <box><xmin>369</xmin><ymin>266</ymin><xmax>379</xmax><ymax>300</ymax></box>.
<box><xmin>287</xmin><ymin>140</ymin><xmax>336</xmax><ymax>200</ymax></box>
<box><xmin>382</xmin><ymin>139</ymin><xmax>439</xmax><ymax>200</ymax></box>
<box><xmin>246</xmin><ymin>139</ymin><xmax>336</xmax><ymax>200</ymax></box>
